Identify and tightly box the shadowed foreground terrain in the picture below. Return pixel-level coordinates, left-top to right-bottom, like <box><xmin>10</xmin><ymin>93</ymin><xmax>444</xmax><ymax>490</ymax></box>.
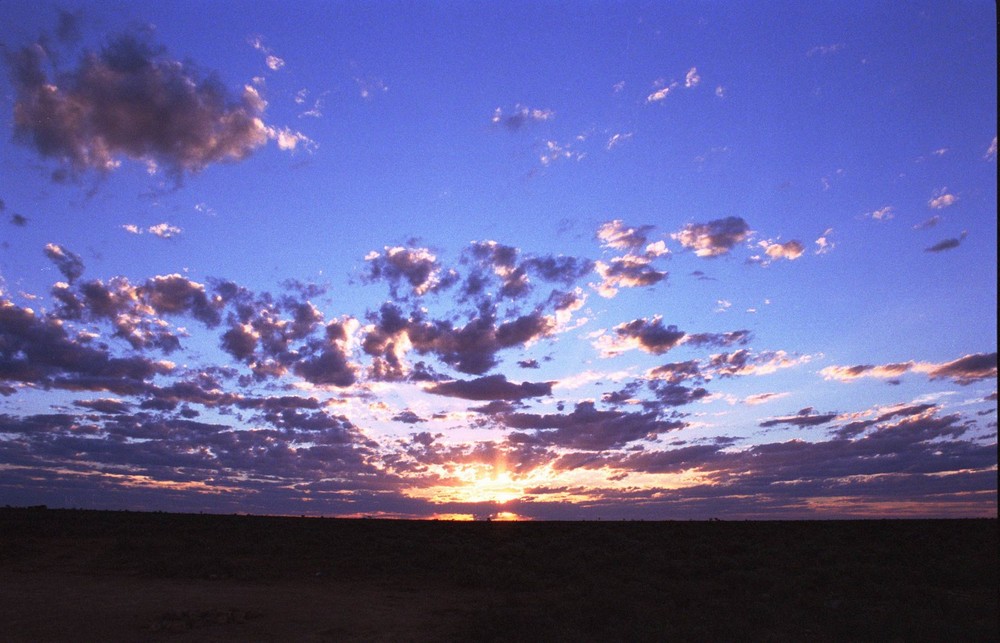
<box><xmin>1</xmin><ymin>508</ymin><xmax>996</xmax><ymax>641</ymax></box>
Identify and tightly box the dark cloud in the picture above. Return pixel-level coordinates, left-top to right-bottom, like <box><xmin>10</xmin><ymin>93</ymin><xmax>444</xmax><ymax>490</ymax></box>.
<box><xmin>73</xmin><ymin>398</ymin><xmax>132</xmax><ymax>415</ymax></box>
<box><xmin>0</xmin><ymin>297</ymin><xmax>172</xmax><ymax>392</ymax></box>
<box><xmin>426</xmin><ymin>374</ymin><xmax>553</xmax><ymax>401</ymax></box>
<box><xmin>649</xmin><ymin>360</ymin><xmax>703</xmax><ymax>384</ymax></box>
<box><xmin>363</xmin><ymin>246</ymin><xmax>456</xmax><ymax>299</ymax></box>
<box><xmin>925</xmin><ymin>235</ymin><xmax>965</xmax><ymax>252</ymax></box>
<box><xmin>684</xmin><ymin>330</ymin><xmax>752</xmax><ymax>348</ymax></box>
<box><xmin>364</xmin><ymin>303</ymin><xmax>555</xmax><ymax>377</ymax></box>
<box><xmin>10</xmin><ymin>214</ymin><xmax>28</xmax><ymax>226</ymax></box>
<box><xmin>5</xmin><ymin>32</ymin><xmax>271</xmax><ymax>180</ymax></box>
<box><xmin>468</xmin><ymin>400</ymin><xmax>519</xmax><ymax>415</ymax></box>
<box><xmin>593</xmin><ymin>255</ymin><xmax>667</xmax><ymax>296</ymax></box>
<box><xmin>392</xmin><ymin>410</ymin><xmax>426</xmax><ymax>424</ymax></box>
<box><xmin>522</xmin><ymin>255</ymin><xmax>594</xmax><ymax>285</ymax></box>
<box><xmin>462</xmin><ymin>241</ymin><xmax>593</xmax><ymax>302</ymax></box>
<box><xmin>673</xmin><ymin>217</ymin><xmax>750</xmax><ymax>257</ymax></box>
<box><xmin>927</xmin><ymin>352</ymin><xmax>997</xmax><ymax>385</ymax></box>
<box><xmin>51</xmin><ymin>274</ymin><xmax>223</xmax><ymax>353</ymax></box>
<box><xmin>292</xmin><ymin>326</ymin><xmax>356</xmax><ymax>387</ymax></box>
<box><xmin>613</xmin><ymin>317</ymin><xmax>686</xmax><ymax>354</ymax></box>
<box><xmin>648</xmin><ymin>382</ymin><xmax>710</xmax><ymax>407</ymax></box>
<box><xmin>518</xmin><ymin>359</ymin><xmax>540</xmax><ymax>369</ymax></box>
<box><xmin>822</xmin><ymin>353</ymin><xmax>996</xmax><ymax>386</ymax></box>
<box><xmin>44</xmin><ymin>243</ymin><xmax>85</xmax><ymax>283</ymax></box>
<box><xmin>705</xmin><ymin>350</ymin><xmax>802</xmax><ymax>378</ymax></box>
<box><xmin>759</xmin><ymin>407</ymin><xmax>839</xmax><ymax>428</ymax></box>
<box><xmin>503</xmin><ymin>401</ymin><xmax>686</xmax><ymax>450</ymax></box>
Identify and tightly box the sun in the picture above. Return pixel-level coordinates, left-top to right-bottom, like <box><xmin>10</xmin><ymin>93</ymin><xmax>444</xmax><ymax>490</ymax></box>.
<box><xmin>405</xmin><ymin>462</ymin><xmax>531</xmax><ymax>505</ymax></box>
<box><xmin>461</xmin><ymin>469</ymin><xmax>523</xmax><ymax>504</ymax></box>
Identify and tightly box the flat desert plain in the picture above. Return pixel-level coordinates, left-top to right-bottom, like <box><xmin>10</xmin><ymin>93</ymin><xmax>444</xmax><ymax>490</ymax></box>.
<box><xmin>1</xmin><ymin>508</ymin><xmax>995</xmax><ymax>641</ymax></box>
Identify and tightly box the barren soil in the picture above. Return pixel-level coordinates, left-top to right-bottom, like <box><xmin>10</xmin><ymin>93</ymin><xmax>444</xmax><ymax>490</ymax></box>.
<box><xmin>1</xmin><ymin>508</ymin><xmax>996</xmax><ymax>641</ymax></box>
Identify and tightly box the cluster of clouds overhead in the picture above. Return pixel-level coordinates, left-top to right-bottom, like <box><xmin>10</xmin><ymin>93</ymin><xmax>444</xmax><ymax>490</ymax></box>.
<box><xmin>3</xmin><ymin>23</ymin><xmax>310</xmax><ymax>182</ymax></box>
<box><xmin>2</xmin><ymin>218</ymin><xmax>995</xmax><ymax>517</ymax></box>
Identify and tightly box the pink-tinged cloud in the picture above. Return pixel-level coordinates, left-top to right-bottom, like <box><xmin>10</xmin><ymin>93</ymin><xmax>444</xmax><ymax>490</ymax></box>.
<box><xmin>672</xmin><ymin>217</ymin><xmax>750</xmax><ymax>257</ymax></box>
<box><xmin>597</xmin><ymin>220</ymin><xmax>655</xmax><ymax>250</ymax></box>
<box><xmin>762</xmin><ymin>240</ymin><xmax>805</xmax><ymax>261</ymax></box>
<box><xmin>928</xmin><ymin>189</ymin><xmax>958</xmax><ymax>209</ymax></box>
<box><xmin>821</xmin><ymin>353</ymin><xmax>996</xmax><ymax>385</ymax></box>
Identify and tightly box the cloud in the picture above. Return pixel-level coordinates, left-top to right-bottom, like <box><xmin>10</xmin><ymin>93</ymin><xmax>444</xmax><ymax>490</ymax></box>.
<box><xmin>50</xmin><ymin>273</ymin><xmax>224</xmax><ymax>353</ymax></box>
<box><xmin>752</xmin><ymin>239</ymin><xmax>805</xmax><ymax>264</ymax></box>
<box><xmin>363</xmin><ymin>303</ymin><xmax>556</xmax><ymax>377</ymax></box>
<box><xmin>743</xmin><ymin>392</ymin><xmax>789</xmax><ymax>405</ymax></box>
<box><xmin>363</xmin><ymin>246</ymin><xmax>456</xmax><ymax>299</ymax></box>
<box><xmin>985</xmin><ymin>136</ymin><xmax>997</xmax><ymax>161</ymax></box>
<box><xmin>922</xmin><ymin>353</ymin><xmax>997</xmax><ymax>385</ymax></box>
<box><xmin>392</xmin><ymin>410</ymin><xmax>426</xmax><ymax>424</ymax></box>
<box><xmin>913</xmin><ymin>215</ymin><xmax>941</xmax><ymax>230</ymax></box>
<box><xmin>503</xmin><ymin>401</ymin><xmax>686</xmax><ymax>450</ymax></box>
<box><xmin>606</xmin><ymin>132</ymin><xmax>633</xmax><ymax>150</ymax></box>
<box><xmin>646</xmin><ymin>81</ymin><xmax>678</xmax><ymax>103</ymax></box>
<box><xmin>491</xmin><ymin>105</ymin><xmax>554</xmax><ymax>130</ymax></box>
<box><xmin>822</xmin><ymin>353</ymin><xmax>996</xmax><ymax>385</ymax></box>
<box><xmin>121</xmin><ymin>222</ymin><xmax>182</xmax><ymax>238</ymax></box>
<box><xmin>592</xmin><ymin>256</ymin><xmax>667</xmax><ymax>298</ymax></box>
<box><xmin>925</xmin><ymin>232</ymin><xmax>966</xmax><ymax>253</ymax></box>
<box><xmin>706</xmin><ymin>350</ymin><xmax>811</xmax><ymax>378</ymax></box>
<box><xmin>867</xmin><ymin>206</ymin><xmax>895</xmax><ymax>221</ymax></box>
<box><xmin>597</xmin><ymin>220</ymin><xmax>655</xmax><ymax>250</ymax></box>
<box><xmin>74</xmin><ymin>398</ymin><xmax>133</xmax><ymax>415</ymax></box>
<box><xmin>597</xmin><ymin>321</ymin><xmax>751</xmax><ymax>359</ymax></box>
<box><xmin>292</xmin><ymin>339</ymin><xmax>356</xmax><ymax>387</ymax></box>
<box><xmin>150</xmin><ymin>223</ymin><xmax>182</xmax><ymax>238</ymax></box>
<box><xmin>248</xmin><ymin>35</ymin><xmax>285</xmax><ymax>71</ymax></box>
<box><xmin>538</xmin><ymin>139</ymin><xmax>585</xmax><ymax>166</ymax></box>
<box><xmin>425</xmin><ymin>374</ymin><xmax>553</xmax><ymax>401</ymax></box>
<box><xmin>597</xmin><ymin>316</ymin><xmax>686</xmax><ymax>356</ymax></box>
<box><xmin>806</xmin><ymin>43</ymin><xmax>844</xmax><ymax>56</ymax></box>
<box><xmin>4</xmin><ymin>32</ymin><xmax>277</xmax><ymax>180</ymax></box>
<box><xmin>672</xmin><ymin>217</ymin><xmax>750</xmax><ymax>257</ymax></box>
<box><xmin>0</xmin><ymin>297</ymin><xmax>173</xmax><ymax>393</ymax></box>
<box><xmin>684</xmin><ymin>330</ymin><xmax>752</xmax><ymax>348</ymax></box>
<box><xmin>462</xmin><ymin>241</ymin><xmax>593</xmax><ymax>302</ymax></box>
<box><xmin>684</xmin><ymin>67</ymin><xmax>700</xmax><ymax>88</ymax></box>
<box><xmin>928</xmin><ymin>189</ymin><xmax>958</xmax><ymax>209</ymax></box>
<box><xmin>648</xmin><ymin>360</ymin><xmax>703</xmax><ymax>384</ymax></box>
<box><xmin>814</xmin><ymin>228</ymin><xmax>834</xmax><ymax>254</ymax></box>
<box><xmin>43</xmin><ymin>243</ymin><xmax>85</xmax><ymax>283</ymax></box>
<box><xmin>759</xmin><ymin>407</ymin><xmax>839</xmax><ymax>428</ymax></box>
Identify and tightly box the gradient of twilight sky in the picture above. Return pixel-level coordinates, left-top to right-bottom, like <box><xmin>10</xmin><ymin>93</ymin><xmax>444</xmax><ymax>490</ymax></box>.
<box><xmin>0</xmin><ymin>1</ymin><xmax>995</xmax><ymax>520</ymax></box>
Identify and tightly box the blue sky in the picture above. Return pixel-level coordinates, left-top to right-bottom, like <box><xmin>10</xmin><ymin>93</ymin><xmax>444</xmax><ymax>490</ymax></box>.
<box><xmin>0</xmin><ymin>1</ymin><xmax>995</xmax><ymax>519</ymax></box>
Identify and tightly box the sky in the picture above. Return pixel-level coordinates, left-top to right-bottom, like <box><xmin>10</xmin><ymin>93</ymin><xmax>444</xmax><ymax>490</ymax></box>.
<box><xmin>0</xmin><ymin>1</ymin><xmax>995</xmax><ymax>520</ymax></box>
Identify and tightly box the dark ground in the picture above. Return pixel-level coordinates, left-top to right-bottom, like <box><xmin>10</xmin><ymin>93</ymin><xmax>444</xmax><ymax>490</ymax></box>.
<box><xmin>0</xmin><ymin>508</ymin><xmax>996</xmax><ymax>641</ymax></box>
